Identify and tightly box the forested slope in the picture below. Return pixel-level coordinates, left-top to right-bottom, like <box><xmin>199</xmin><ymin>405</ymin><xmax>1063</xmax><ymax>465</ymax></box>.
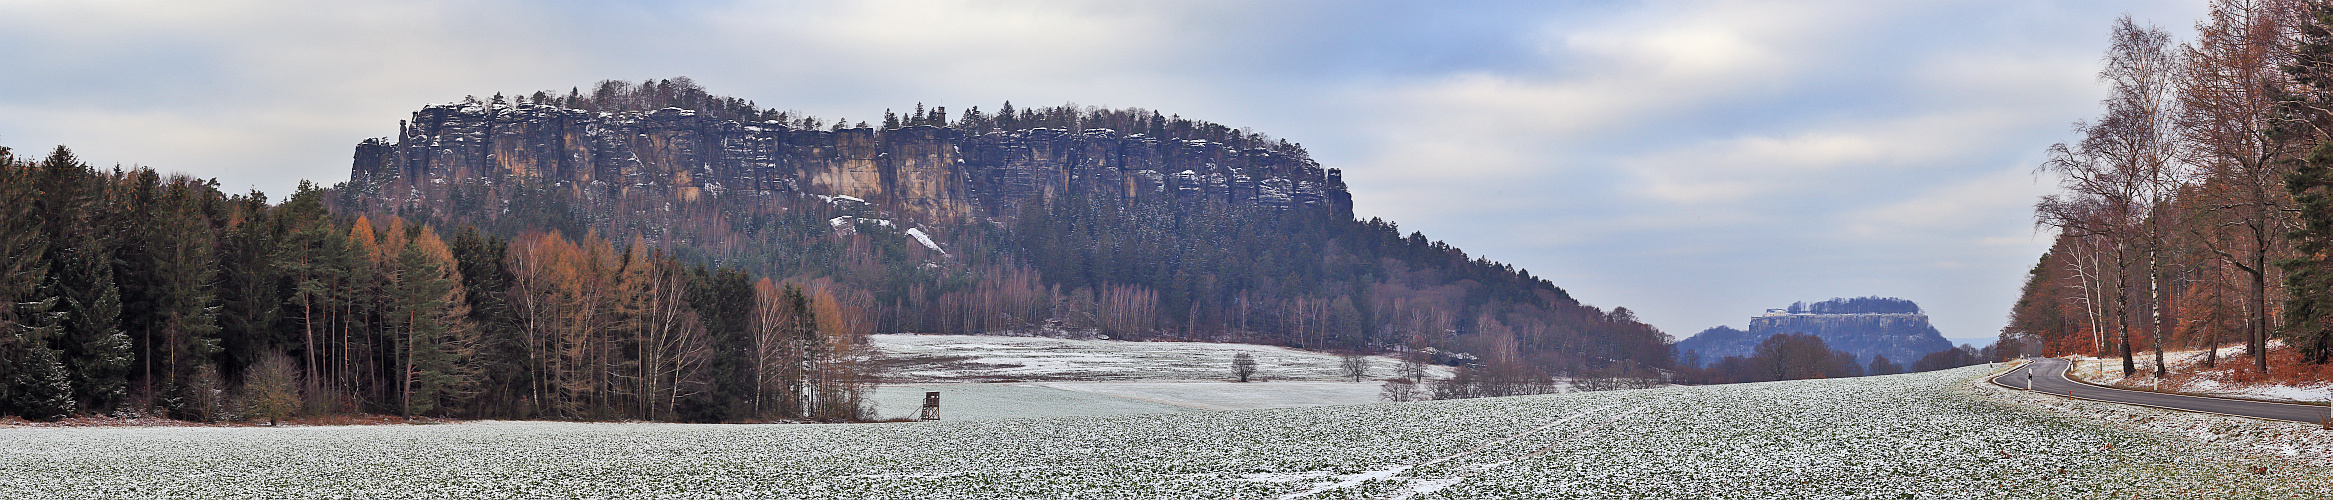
<box><xmin>0</xmin><ymin>145</ymin><xmax>874</xmax><ymax>422</ymax></box>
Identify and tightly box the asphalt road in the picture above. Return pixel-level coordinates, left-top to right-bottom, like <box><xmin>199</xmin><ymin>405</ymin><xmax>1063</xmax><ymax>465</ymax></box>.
<box><xmin>1991</xmin><ymin>357</ymin><xmax>2330</xmax><ymax>424</ymax></box>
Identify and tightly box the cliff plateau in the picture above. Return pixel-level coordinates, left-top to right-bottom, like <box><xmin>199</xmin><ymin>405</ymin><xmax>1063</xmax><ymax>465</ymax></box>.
<box><xmin>322</xmin><ymin>80</ymin><xmax>1677</xmax><ymax>376</ymax></box>
<box><xmin>1676</xmin><ymin>298</ymin><xmax>1953</xmax><ymax>367</ymax></box>
<box><xmin>341</xmin><ymin>102</ymin><xmax>1350</xmax><ymax>243</ymax></box>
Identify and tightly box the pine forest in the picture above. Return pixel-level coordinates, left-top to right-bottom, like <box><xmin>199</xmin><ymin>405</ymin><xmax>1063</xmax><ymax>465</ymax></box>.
<box><xmin>0</xmin><ymin>146</ymin><xmax>873</xmax><ymax>422</ymax></box>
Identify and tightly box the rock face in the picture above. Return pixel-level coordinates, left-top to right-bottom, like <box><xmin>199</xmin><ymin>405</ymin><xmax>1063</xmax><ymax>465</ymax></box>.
<box><xmin>1745</xmin><ymin>312</ymin><xmax>1952</xmax><ymax>366</ymax></box>
<box><xmin>1676</xmin><ymin>306</ymin><xmax>1954</xmax><ymax>368</ymax></box>
<box><xmin>341</xmin><ymin>102</ymin><xmax>1351</xmax><ymax>241</ymax></box>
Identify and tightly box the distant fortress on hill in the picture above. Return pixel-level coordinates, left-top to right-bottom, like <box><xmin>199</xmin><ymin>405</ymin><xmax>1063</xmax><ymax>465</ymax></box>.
<box><xmin>1674</xmin><ymin>297</ymin><xmax>1954</xmax><ymax>367</ymax></box>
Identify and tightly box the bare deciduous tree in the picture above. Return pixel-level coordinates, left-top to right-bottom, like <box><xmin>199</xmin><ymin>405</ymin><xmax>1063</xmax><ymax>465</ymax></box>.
<box><xmin>2178</xmin><ymin>0</ymin><xmax>2307</xmax><ymax>372</ymax></box>
<box><xmin>2040</xmin><ymin>15</ymin><xmax>2186</xmax><ymax>377</ymax></box>
<box><xmin>1231</xmin><ymin>352</ymin><xmax>1257</xmax><ymax>382</ymax></box>
<box><xmin>1339</xmin><ymin>352</ymin><xmax>1369</xmax><ymax>382</ymax></box>
<box><xmin>243</xmin><ymin>350</ymin><xmax>300</xmax><ymax>426</ymax></box>
<box><xmin>1377</xmin><ymin>378</ymin><xmax>1419</xmax><ymax>402</ymax></box>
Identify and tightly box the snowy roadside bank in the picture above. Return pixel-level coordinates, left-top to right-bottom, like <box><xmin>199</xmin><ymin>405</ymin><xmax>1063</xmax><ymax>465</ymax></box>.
<box><xmin>2063</xmin><ymin>343</ymin><xmax>2333</xmax><ymax>405</ymax></box>
<box><xmin>1971</xmin><ymin>362</ymin><xmax>2333</xmax><ymax>466</ymax></box>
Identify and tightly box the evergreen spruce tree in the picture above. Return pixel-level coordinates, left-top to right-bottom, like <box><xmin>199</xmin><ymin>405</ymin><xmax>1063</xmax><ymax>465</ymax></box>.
<box><xmin>25</xmin><ymin>146</ymin><xmax>127</xmax><ymax>412</ymax></box>
<box><xmin>216</xmin><ymin>192</ymin><xmax>285</xmax><ymax>375</ymax></box>
<box><xmin>0</xmin><ymin>146</ymin><xmax>61</xmax><ymax>418</ymax></box>
<box><xmin>2284</xmin><ymin>141</ymin><xmax>2333</xmax><ymax>363</ymax></box>
<box><xmin>683</xmin><ymin>266</ymin><xmax>753</xmax><ymax>422</ymax></box>
<box><xmin>2284</xmin><ymin>4</ymin><xmax>2333</xmax><ymax>365</ymax></box>
<box><xmin>391</xmin><ymin>230</ymin><xmax>469</xmax><ymax>417</ymax></box>
<box><xmin>151</xmin><ymin>180</ymin><xmax>224</xmax><ymax>418</ymax></box>
<box><xmin>273</xmin><ymin>182</ymin><xmax>345</xmax><ymax>394</ymax></box>
<box><xmin>110</xmin><ymin>169</ymin><xmax>163</xmax><ymax>403</ymax></box>
<box><xmin>448</xmin><ymin>228</ymin><xmax>522</xmax><ymax>418</ymax></box>
<box><xmin>780</xmin><ymin>284</ymin><xmax>817</xmax><ymax>418</ymax></box>
<box><xmin>56</xmin><ymin>249</ymin><xmax>130</xmax><ymax>412</ymax></box>
<box><xmin>7</xmin><ymin>330</ymin><xmax>76</xmax><ymax>421</ymax></box>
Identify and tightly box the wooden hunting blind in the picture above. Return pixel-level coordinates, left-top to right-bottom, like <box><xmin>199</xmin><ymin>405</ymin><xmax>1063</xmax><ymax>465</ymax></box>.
<box><xmin>920</xmin><ymin>391</ymin><xmax>940</xmax><ymax>421</ymax></box>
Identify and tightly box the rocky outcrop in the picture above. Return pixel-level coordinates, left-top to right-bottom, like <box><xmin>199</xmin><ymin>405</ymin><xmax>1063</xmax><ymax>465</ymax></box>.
<box><xmin>1745</xmin><ymin>312</ymin><xmax>1952</xmax><ymax>366</ymax></box>
<box><xmin>1676</xmin><ymin>306</ymin><xmax>1954</xmax><ymax>368</ymax></box>
<box><xmin>341</xmin><ymin>102</ymin><xmax>1350</xmax><ymax>241</ymax></box>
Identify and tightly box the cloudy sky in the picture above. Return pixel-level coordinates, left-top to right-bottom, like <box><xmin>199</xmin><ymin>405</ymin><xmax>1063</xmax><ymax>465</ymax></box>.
<box><xmin>0</xmin><ymin>0</ymin><xmax>2210</xmax><ymax>341</ymax></box>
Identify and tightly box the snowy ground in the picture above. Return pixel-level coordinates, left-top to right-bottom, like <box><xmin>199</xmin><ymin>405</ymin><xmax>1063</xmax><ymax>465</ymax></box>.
<box><xmin>870</xmin><ymin>334</ymin><xmax>1441</xmax><ymax>383</ymax></box>
<box><xmin>2065</xmin><ymin>341</ymin><xmax>2333</xmax><ymax>404</ymax></box>
<box><xmin>868</xmin><ymin>381</ymin><xmax>1389</xmax><ymax>421</ymax></box>
<box><xmin>867</xmin><ymin>383</ymin><xmax>1204</xmax><ymax>421</ymax></box>
<box><xmin>5</xmin><ymin>367</ymin><xmax>2326</xmax><ymax>498</ymax></box>
<box><xmin>867</xmin><ymin>334</ymin><xmax>1452</xmax><ymax>420</ymax></box>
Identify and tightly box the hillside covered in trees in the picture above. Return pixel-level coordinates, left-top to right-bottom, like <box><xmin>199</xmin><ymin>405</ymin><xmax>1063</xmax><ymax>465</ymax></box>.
<box><xmin>0</xmin><ymin>145</ymin><xmax>874</xmax><ymax>422</ymax></box>
<box><xmin>331</xmin><ymin>78</ymin><xmax>1676</xmax><ymax>391</ymax></box>
<box><xmin>2010</xmin><ymin>0</ymin><xmax>2333</xmax><ymax>380</ymax></box>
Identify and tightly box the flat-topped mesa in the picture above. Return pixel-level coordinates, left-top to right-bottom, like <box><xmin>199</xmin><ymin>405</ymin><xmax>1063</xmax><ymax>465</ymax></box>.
<box><xmin>343</xmin><ymin>101</ymin><xmax>1350</xmax><ymax>231</ymax></box>
<box><xmin>1676</xmin><ymin>297</ymin><xmax>1954</xmax><ymax>367</ymax></box>
<box><xmin>315</xmin><ymin>84</ymin><xmax>1659</xmax><ymax>375</ymax></box>
<box><xmin>1745</xmin><ymin>311</ymin><xmax>1950</xmax><ymax>364</ymax></box>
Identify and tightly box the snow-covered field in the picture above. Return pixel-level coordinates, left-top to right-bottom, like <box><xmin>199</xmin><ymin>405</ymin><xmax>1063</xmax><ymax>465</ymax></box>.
<box><xmin>5</xmin><ymin>367</ymin><xmax>2325</xmax><ymax>498</ymax></box>
<box><xmin>866</xmin><ymin>334</ymin><xmax>1451</xmax><ymax>419</ymax></box>
<box><xmin>871</xmin><ymin>334</ymin><xmax>1439</xmax><ymax>382</ymax></box>
<box><xmin>867</xmin><ymin>383</ymin><xmax>1205</xmax><ymax>421</ymax></box>
<box><xmin>2066</xmin><ymin>342</ymin><xmax>2333</xmax><ymax>403</ymax></box>
<box><xmin>868</xmin><ymin>381</ymin><xmax>1389</xmax><ymax>421</ymax></box>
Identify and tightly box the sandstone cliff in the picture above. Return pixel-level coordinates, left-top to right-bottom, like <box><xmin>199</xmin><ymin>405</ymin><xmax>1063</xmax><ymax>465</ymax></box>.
<box><xmin>340</xmin><ymin>101</ymin><xmax>1351</xmax><ymax>247</ymax></box>
<box><xmin>1676</xmin><ymin>305</ymin><xmax>1953</xmax><ymax>367</ymax></box>
<box><xmin>318</xmin><ymin>85</ymin><xmax>1672</xmax><ymax>375</ymax></box>
<box><xmin>1745</xmin><ymin>312</ymin><xmax>1952</xmax><ymax>365</ymax></box>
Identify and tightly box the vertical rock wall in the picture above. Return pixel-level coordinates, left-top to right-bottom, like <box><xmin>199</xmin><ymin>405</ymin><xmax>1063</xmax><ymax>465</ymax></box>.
<box><xmin>1746</xmin><ymin>313</ymin><xmax>1954</xmax><ymax>366</ymax></box>
<box><xmin>344</xmin><ymin>102</ymin><xmax>1347</xmax><ymax>235</ymax></box>
<box><xmin>1675</xmin><ymin>312</ymin><xmax>1957</xmax><ymax>368</ymax></box>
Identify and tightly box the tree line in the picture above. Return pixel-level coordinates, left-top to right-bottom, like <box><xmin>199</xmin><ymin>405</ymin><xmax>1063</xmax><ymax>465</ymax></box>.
<box><xmin>477</xmin><ymin>77</ymin><xmax>1307</xmax><ymax>158</ymax></box>
<box><xmin>993</xmin><ymin>192</ymin><xmax>1675</xmax><ymax>383</ymax></box>
<box><xmin>2013</xmin><ymin>0</ymin><xmax>2333</xmax><ymax>377</ymax></box>
<box><xmin>1785</xmin><ymin>297</ymin><xmax>1922</xmax><ymax>315</ymax></box>
<box><xmin>1678</xmin><ymin>333</ymin><xmax>1996</xmax><ymax>385</ymax></box>
<box><xmin>0</xmin><ymin>145</ymin><xmax>872</xmax><ymax>422</ymax></box>
<box><xmin>777</xmin><ymin>186</ymin><xmax>1674</xmax><ymax>392</ymax></box>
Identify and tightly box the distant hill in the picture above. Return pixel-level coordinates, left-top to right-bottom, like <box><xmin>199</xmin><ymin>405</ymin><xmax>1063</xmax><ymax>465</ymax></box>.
<box><xmin>1672</xmin><ymin>326</ymin><xmax>1758</xmax><ymax>368</ymax></box>
<box><xmin>328</xmin><ymin>77</ymin><xmax>1676</xmax><ymax>376</ymax></box>
<box><xmin>1676</xmin><ymin>297</ymin><xmax>1952</xmax><ymax>367</ymax></box>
